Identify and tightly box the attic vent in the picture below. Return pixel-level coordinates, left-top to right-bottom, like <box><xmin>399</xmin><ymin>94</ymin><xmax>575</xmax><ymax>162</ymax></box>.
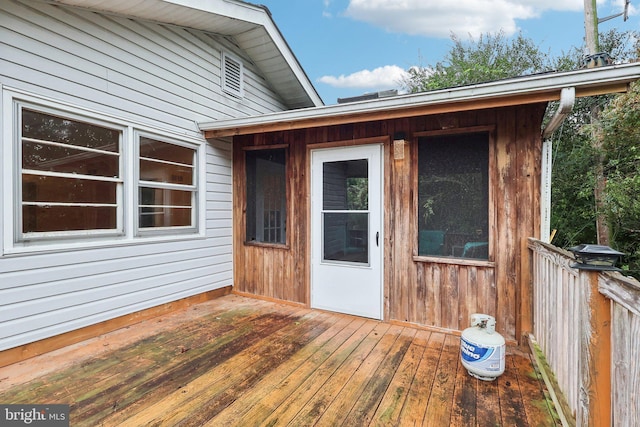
<box><xmin>222</xmin><ymin>52</ymin><xmax>244</xmax><ymax>98</ymax></box>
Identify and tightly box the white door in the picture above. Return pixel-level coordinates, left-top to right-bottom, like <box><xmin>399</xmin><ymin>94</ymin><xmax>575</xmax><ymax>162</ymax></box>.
<box><xmin>311</xmin><ymin>144</ymin><xmax>383</xmax><ymax>319</ymax></box>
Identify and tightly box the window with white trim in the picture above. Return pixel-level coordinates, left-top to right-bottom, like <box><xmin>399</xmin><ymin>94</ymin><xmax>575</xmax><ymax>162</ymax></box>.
<box><xmin>13</xmin><ymin>101</ymin><xmax>201</xmax><ymax>246</ymax></box>
<box><xmin>138</xmin><ymin>137</ymin><xmax>196</xmax><ymax>230</ymax></box>
<box><xmin>20</xmin><ymin>108</ymin><xmax>123</xmax><ymax>238</ymax></box>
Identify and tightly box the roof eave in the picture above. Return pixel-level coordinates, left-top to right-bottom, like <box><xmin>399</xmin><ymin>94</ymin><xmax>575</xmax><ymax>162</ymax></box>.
<box><xmin>200</xmin><ymin>63</ymin><xmax>640</xmax><ymax>138</ymax></box>
<box><xmin>50</xmin><ymin>0</ymin><xmax>323</xmax><ymax>109</ymax></box>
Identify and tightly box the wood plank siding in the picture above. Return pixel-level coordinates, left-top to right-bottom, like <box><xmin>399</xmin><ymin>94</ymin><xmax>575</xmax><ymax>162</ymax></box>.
<box><xmin>0</xmin><ymin>294</ymin><xmax>560</xmax><ymax>426</ymax></box>
<box><xmin>232</xmin><ymin>104</ymin><xmax>547</xmax><ymax>342</ymax></box>
<box><xmin>0</xmin><ymin>0</ymin><xmax>291</xmax><ymax>352</ymax></box>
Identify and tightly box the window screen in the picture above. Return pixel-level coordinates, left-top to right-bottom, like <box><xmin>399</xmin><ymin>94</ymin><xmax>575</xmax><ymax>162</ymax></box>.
<box><xmin>417</xmin><ymin>132</ymin><xmax>489</xmax><ymax>259</ymax></box>
<box><xmin>246</xmin><ymin>149</ymin><xmax>287</xmax><ymax>244</ymax></box>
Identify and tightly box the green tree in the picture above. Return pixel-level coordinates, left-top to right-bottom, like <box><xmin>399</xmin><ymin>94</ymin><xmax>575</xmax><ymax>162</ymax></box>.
<box><xmin>403</xmin><ymin>28</ymin><xmax>640</xmax><ymax>276</ymax></box>
<box><xmin>597</xmin><ymin>80</ymin><xmax>640</xmax><ymax>275</ymax></box>
<box><xmin>550</xmin><ymin>29</ymin><xmax>639</xmax><ymax>257</ymax></box>
<box><xmin>402</xmin><ymin>31</ymin><xmax>552</xmax><ymax>93</ymax></box>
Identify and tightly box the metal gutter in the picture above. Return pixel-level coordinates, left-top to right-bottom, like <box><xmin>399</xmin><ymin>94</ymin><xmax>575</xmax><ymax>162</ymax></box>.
<box><xmin>200</xmin><ymin>62</ymin><xmax>640</xmax><ymax>137</ymax></box>
<box><xmin>542</xmin><ymin>87</ymin><xmax>576</xmax><ymax>139</ymax></box>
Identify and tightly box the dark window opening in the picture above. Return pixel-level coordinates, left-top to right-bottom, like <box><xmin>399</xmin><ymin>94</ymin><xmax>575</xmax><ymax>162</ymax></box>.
<box><xmin>418</xmin><ymin>132</ymin><xmax>489</xmax><ymax>259</ymax></box>
<box><xmin>246</xmin><ymin>149</ymin><xmax>287</xmax><ymax>244</ymax></box>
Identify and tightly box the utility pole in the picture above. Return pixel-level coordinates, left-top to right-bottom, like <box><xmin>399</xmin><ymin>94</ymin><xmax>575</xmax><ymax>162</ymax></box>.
<box><xmin>584</xmin><ymin>0</ymin><xmax>599</xmax><ymax>54</ymax></box>
<box><xmin>583</xmin><ymin>0</ymin><xmax>610</xmax><ymax>245</ymax></box>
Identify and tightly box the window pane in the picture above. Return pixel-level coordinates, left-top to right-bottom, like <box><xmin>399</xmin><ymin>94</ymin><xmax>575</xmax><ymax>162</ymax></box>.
<box><xmin>139</xmin><ymin>207</ymin><xmax>192</xmax><ymax>228</ymax></box>
<box><xmin>22</xmin><ymin>109</ymin><xmax>119</xmax><ymax>152</ymax></box>
<box><xmin>418</xmin><ymin>133</ymin><xmax>489</xmax><ymax>259</ymax></box>
<box><xmin>23</xmin><ymin>175</ymin><xmax>117</xmax><ymax>204</ymax></box>
<box><xmin>23</xmin><ymin>140</ymin><xmax>118</xmax><ymax>177</ymax></box>
<box><xmin>23</xmin><ymin>205</ymin><xmax>116</xmax><ymax>233</ymax></box>
<box><xmin>139</xmin><ymin>159</ymin><xmax>193</xmax><ymax>185</ymax></box>
<box><xmin>140</xmin><ymin>137</ymin><xmax>194</xmax><ymax>165</ymax></box>
<box><xmin>323</xmin><ymin>212</ymin><xmax>369</xmax><ymax>264</ymax></box>
<box><xmin>139</xmin><ymin>187</ymin><xmax>192</xmax><ymax>206</ymax></box>
<box><xmin>138</xmin><ymin>138</ymin><xmax>196</xmax><ymax>230</ymax></box>
<box><xmin>323</xmin><ymin>159</ymin><xmax>368</xmax><ymax>211</ymax></box>
<box><xmin>246</xmin><ymin>149</ymin><xmax>286</xmax><ymax>244</ymax></box>
<box><xmin>20</xmin><ymin>108</ymin><xmax>121</xmax><ymax>236</ymax></box>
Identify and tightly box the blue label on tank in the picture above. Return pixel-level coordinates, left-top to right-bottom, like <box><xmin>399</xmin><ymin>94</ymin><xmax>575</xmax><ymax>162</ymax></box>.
<box><xmin>461</xmin><ymin>337</ymin><xmax>495</xmax><ymax>362</ymax></box>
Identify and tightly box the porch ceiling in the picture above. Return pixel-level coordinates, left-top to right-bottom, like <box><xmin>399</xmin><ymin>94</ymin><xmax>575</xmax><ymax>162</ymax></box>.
<box><xmin>200</xmin><ymin>62</ymin><xmax>640</xmax><ymax>138</ymax></box>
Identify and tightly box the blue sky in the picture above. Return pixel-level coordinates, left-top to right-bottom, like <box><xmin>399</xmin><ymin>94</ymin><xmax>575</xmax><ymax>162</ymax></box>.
<box><xmin>258</xmin><ymin>0</ymin><xmax>639</xmax><ymax>105</ymax></box>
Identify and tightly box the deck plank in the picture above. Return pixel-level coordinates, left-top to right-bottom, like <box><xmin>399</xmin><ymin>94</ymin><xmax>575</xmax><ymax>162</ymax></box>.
<box><xmin>259</xmin><ymin>321</ymin><xmax>390</xmax><ymax>426</ymax></box>
<box><xmin>512</xmin><ymin>348</ymin><xmax>561</xmax><ymax>427</ymax></box>
<box><xmin>498</xmin><ymin>353</ymin><xmax>530</xmax><ymax>426</ymax></box>
<box><xmin>397</xmin><ymin>331</ymin><xmax>445</xmax><ymax>426</ymax></box>
<box><xmin>476</xmin><ymin>371</ymin><xmax>502</xmax><ymax>427</ymax></box>
<box><xmin>423</xmin><ymin>334</ymin><xmax>460</xmax><ymax>426</ymax></box>
<box><xmin>0</xmin><ymin>295</ymin><xmax>560</xmax><ymax>426</ymax></box>
<box><xmin>370</xmin><ymin>328</ymin><xmax>428</xmax><ymax>426</ymax></box>
<box><xmin>107</xmin><ymin>307</ymin><xmax>321</xmax><ymax>426</ymax></box>
<box><xmin>450</xmin><ymin>349</ymin><xmax>478</xmax><ymax>426</ymax></box>
<box><xmin>340</xmin><ymin>327</ymin><xmax>417</xmax><ymax>426</ymax></box>
<box><xmin>202</xmin><ymin>312</ymin><xmax>353</xmax><ymax>425</ymax></box>
<box><xmin>80</xmin><ymin>304</ymin><xmax>306</xmax><ymax>425</ymax></box>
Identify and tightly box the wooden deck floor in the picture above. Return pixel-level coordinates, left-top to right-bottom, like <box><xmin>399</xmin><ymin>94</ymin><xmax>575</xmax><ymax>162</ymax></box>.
<box><xmin>0</xmin><ymin>294</ymin><xmax>559</xmax><ymax>426</ymax></box>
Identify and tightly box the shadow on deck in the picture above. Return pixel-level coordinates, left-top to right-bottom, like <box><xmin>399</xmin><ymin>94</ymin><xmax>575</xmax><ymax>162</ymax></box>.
<box><xmin>0</xmin><ymin>294</ymin><xmax>560</xmax><ymax>426</ymax></box>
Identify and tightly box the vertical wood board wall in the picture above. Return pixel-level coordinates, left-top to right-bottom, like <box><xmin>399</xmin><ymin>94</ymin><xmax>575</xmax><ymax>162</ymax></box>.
<box><xmin>233</xmin><ymin>104</ymin><xmax>547</xmax><ymax>341</ymax></box>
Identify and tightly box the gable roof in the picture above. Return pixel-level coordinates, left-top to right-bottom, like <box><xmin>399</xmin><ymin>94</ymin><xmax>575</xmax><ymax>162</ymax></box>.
<box><xmin>52</xmin><ymin>0</ymin><xmax>323</xmax><ymax>109</ymax></box>
<box><xmin>199</xmin><ymin>62</ymin><xmax>640</xmax><ymax>138</ymax></box>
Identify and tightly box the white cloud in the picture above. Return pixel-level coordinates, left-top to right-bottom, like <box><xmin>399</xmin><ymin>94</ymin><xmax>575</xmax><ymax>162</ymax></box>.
<box><xmin>323</xmin><ymin>0</ymin><xmax>334</xmax><ymax>18</ymax></box>
<box><xmin>344</xmin><ymin>0</ymin><xmax>589</xmax><ymax>38</ymax></box>
<box><xmin>318</xmin><ymin>65</ymin><xmax>409</xmax><ymax>90</ymax></box>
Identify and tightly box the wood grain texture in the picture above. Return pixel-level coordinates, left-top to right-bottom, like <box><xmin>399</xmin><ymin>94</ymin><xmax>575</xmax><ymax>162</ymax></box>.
<box><xmin>0</xmin><ymin>294</ymin><xmax>559</xmax><ymax>426</ymax></box>
<box><xmin>530</xmin><ymin>239</ymin><xmax>640</xmax><ymax>426</ymax></box>
<box><xmin>233</xmin><ymin>104</ymin><xmax>547</xmax><ymax>342</ymax></box>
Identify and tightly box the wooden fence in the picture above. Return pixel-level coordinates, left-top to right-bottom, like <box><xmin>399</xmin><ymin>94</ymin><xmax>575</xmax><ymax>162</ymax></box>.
<box><xmin>529</xmin><ymin>239</ymin><xmax>640</xmax><ymax>427</ymax></box>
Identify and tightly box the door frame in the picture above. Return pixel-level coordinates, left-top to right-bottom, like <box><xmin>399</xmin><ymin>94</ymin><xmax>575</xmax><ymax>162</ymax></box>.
<box><xmin>309</xmin><ymin>142</ymin><xmax>384</xmax><ymax>319</ymax></box>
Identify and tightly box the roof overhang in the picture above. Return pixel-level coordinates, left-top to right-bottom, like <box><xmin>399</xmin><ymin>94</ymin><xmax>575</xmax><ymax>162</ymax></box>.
<box><xmin>50</xmin><ymin>0</ymin><xmax>323</xmax><ymax>109</ymax></box>
<box><xmin>200</xmin><ymin>62</ymin><xmax>640</xmax><ymax>138</ymax></box>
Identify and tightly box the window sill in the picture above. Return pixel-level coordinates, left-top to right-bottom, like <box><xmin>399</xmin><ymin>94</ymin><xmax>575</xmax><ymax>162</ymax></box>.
<box><xmin>413</xmin><ymin>255</ymin><xmax>495</xmax><ymax>268</ymax></box>
<box><xmin>4</xmin><ymin>232</ymin><xmax>206</xmax><ymax>257</ymax></box>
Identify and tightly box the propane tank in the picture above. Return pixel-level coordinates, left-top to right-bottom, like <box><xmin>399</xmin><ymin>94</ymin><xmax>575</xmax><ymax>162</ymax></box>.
<box><xmin>460</xmin><ymin>313</ymin><xmax>505</xmax><ymax>381</ymax></box>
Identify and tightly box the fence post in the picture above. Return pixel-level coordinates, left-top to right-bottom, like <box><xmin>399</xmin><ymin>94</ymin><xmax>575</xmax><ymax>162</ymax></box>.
<box><xmin>581</xmin><ymin>270</ymin><xmax>611</xmax><ymax>426</ymax></box>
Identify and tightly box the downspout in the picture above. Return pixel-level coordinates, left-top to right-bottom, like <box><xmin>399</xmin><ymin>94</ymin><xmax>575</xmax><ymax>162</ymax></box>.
<box><xmin>540</xmin><ymin>87</ymin><xmax>576</xmax><ymax>243</ymax></box>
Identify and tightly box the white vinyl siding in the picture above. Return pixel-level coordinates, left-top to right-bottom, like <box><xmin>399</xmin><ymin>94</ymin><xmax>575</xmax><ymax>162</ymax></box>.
<box><xmin>0</xmin><ymin>0</ymin><xmax>287</xmax><ymax>351</ymax></box>
<box><xmin>0</xmin><ymin>0</ymin><xmax>288</xmax><ymax>128</ymax></box>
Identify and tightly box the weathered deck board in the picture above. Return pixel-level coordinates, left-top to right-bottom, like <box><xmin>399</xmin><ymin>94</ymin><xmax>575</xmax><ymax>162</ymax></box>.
<box><xmin>0</xmin><ymin>294</ymin><xmax>560</xmax><ymax>426</ymax></box>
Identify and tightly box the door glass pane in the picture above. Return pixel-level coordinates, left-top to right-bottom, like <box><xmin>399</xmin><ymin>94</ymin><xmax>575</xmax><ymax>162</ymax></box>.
<box><xmin>323</xmin><ymin>212</ymin><xmax>369</xmax><ymax>264</ymax></box>
<box><xmin>322</xmin><ymin>158</ymin><xmax>369</xmax><ymax>264</ymax></box>
<box><xmin>323</xmin><ymin>159</ymin><xmax>368</xmax><ymax>210</ymax></box>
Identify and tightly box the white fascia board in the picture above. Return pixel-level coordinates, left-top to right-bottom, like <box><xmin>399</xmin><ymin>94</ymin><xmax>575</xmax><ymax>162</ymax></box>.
<box><xmin>199</xmin><ymin>62</ymin><xmax>640</xmax><ymax>133</ymax></box>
